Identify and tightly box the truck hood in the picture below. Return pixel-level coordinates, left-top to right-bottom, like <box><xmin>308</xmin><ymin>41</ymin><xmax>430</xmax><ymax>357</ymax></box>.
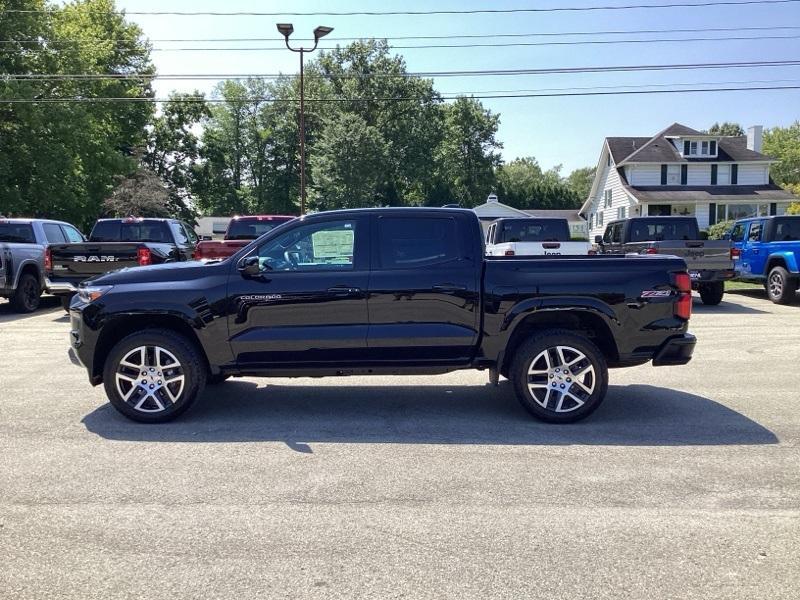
<box><xmin>84</xmin><ymin>260</ymin><xmax>226</xmax><ymax>286</ymax></box>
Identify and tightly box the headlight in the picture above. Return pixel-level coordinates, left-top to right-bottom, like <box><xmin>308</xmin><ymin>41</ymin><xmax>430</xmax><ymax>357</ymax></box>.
<box><xmin>78</xmin><ymin>285</ymin><xmax>113</xmax><ymax>303</ymax></box>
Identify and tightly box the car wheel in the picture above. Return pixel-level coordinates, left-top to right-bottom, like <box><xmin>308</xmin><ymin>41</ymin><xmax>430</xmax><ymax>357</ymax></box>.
<box><xmin>10</xmin><ymin>273</ymin><xmax>41</xmax><ymax>313</ymax></box>
<box><xmin>699</xmin><ymin>281</ymin><xmax>724</xmax><ymax>305</ymax></box>
<box><xmin>510</xmin><ymin>329</ymin><xmax>609</xmax><ymax>423</ymax></box>
<box><xmin>766</xmin><ymin>266</ymin><xmax>797</xmax><ymax>304</ymax></box>
<box><xmin>102</xmin><ymin>328</ymin><xmax>207</xmax><ymax>423</ymax></box>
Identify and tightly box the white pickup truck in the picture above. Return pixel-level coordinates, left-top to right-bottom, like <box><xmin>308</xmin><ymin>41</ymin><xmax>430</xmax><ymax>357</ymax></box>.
<box><xmin>485</xmin><ymin>218</ymin><xmax>593</xmax><ymax>257</ymax></box>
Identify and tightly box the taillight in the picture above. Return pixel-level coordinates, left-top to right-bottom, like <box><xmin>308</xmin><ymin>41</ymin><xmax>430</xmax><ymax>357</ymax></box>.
<box><xmin>44</xmin><ymin>247</ymin><xmax>52</xmax><ymax>271</ymax></box>
<box><xmin>137</xmin><ymin>247</ymin><xmax>152</xmax><ymax>266</ymax></box>
<box><xmin>674</xmin><ymin>272</ymin><xmax>692</xmax><ymax>320</ymax></box>
<box><xmin>731</xmin><ymin>247</ymin><xmax>741</xmax><ymax>260</ymax></box>
<box><xmin>645</xmin><ymin>247</ymin><xmax>658</xmax><ymax>255</ymax></box>
<box><xmin>504</xmin><ymin>250</ymin><xmax>515</xmax><ymax>256</ymax></box>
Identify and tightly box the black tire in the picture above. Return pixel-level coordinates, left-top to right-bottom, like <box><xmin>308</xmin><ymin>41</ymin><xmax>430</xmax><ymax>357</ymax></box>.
<box><xmin>207</xmin><ymin>373</ymin><xmax>230</xmax><ymax>385</ymax></box>
<box><xmin>766</xmin><ymin>266</ymin><xmax>797</xmax><ymax>304</ymax></box>
<box><xmin>699</xmin><ymin>281</ymin><xmax>725</xmax><ymax>305</ymax></box>
<box><xmin>510</xmin><ymin>329</ymin><xmax>609</xmax><ymax>423</ymax></box>
<box><xmin>102</xmin><ymin>328</ymin><xmax>207</xmax><ymax>423</ymax></box>
<box><xmin>10</xmin><ymin>272</ymin><xmax>41</xmax><ymax>313</ymax></box>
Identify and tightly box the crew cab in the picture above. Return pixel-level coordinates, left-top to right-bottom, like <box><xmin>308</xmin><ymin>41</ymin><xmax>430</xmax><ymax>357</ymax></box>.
<box><xmin>1</xmin><ymin>218</ymin><xmax>85</xmax><ymax>312</ymax></box>
<box><xmin>67</xmin><ymin>208</ymin><xmax>696</xmax><ymax>424</ymax></box>
<box><xmin>485</xmin><ymin>217</ymin><xmax>593</xmax><ymax>256</ymax></box>
<box><xmin>46</xmin><ymin>217</ymin><xmax>198</xmax><ymax>303</ymax></box>
<box><xmin>194</xmin><ymin>215</ymin><xmax>295</xmax><ymax>260</ymax></box>
<box><xmin>729</xmin><ymin>215</ymin><xmax>800</xmax><ymax>304</ymax></box>
<box><xmin>596</xmin><ymin>216</ymin><xmax>734</xmax><ymax>305</ymax></box>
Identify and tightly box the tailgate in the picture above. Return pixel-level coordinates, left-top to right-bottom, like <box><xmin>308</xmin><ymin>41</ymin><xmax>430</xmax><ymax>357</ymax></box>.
<box><xmin>488</xmin><ymin>241</ymin><xmax>591</xmax><ymax>256</ymax></box>
<box><xmin>48</xmin><ymin>242</ymin><xmax>143</xmax><ymax>280</ymax></box>
<box><xmin>651</xmin><ymin>241</ymin><xmax>733</xmax><ymax>270</ymax></box>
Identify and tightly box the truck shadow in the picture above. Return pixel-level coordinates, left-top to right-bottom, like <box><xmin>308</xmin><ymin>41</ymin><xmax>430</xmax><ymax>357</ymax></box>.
<box><xmin>691</xmin><ymin>296</ymin><xmax>768</xmax><ymax>314</ymax></box>
<box><xmin>727</xmin><ymin>288</ymin><xmax>800</xmax><ymax>307</ymax></box>
<box><xmin>82</xmin><ymin>382</ymin><xmax>777</xmax><ymax>448</ymax></box>
<box><xmin>0</xmin><ymin>296</ymin><xmax>61</xmax><ymax>323</ymax></box>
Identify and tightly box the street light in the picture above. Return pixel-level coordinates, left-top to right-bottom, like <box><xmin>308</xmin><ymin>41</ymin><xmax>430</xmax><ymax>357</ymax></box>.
<box><xmin>277</xmin><ymin>23</ymin><xmax>333</xmax><ymax>215</ymax></box>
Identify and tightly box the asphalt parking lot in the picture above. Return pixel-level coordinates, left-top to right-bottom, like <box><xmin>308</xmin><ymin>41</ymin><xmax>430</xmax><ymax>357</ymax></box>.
<box><xmin>1</xmin><ymin>290</ymin><xmax>799</xmax><ymax>599</ymax></box>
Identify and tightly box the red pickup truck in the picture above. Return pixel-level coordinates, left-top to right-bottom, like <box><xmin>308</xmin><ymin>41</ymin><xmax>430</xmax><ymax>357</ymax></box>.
<box><xmin>194</xmin><ymin>215</ymin><xmax>295</xmax><ymax>260</ymax></box>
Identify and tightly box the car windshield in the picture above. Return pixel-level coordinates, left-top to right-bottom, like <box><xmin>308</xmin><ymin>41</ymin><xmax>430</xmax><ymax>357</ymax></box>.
<box><xmin>628</xmin><ymin>220</ymin><xmax>696</xmax><ymax>242</ymax></box>
<box><xmin>499</xmin><ymin>220</ymin><xmax>571</xmax><ymax>242</ymax></box>
<box><xmin>0</xmin><ymin>223</ymin><xmax>36</xmax><ymax>243</ymax></box>
<box><xmin>227</xmin><ymin>218</ymin><xmax>292</xmax><ymax>240</ymax></box>
<box><xmin>773</xmin><ymin>218</ymin><xmax>800</xmax><ymax>241</ymax></box>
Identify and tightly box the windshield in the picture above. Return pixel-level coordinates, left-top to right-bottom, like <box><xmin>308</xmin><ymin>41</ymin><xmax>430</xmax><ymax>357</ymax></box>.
<box><xmin>90</xmin><ymin>220</ymin><xmax>172</xmax><ymax>243</ymax></box>
<box><xmin>628</xmin><ymin>219</ymin><xmax>696</xmax><ymax>242</ymax></box>
<box><xmin>773</xmin><ymin>218</ymin><xmax>800</xmax><ymax>241</ymax></box>
<box><xmin>227</xmin><ymin>218</ymin><xmax>293</xmax><ymax>240</ymax></box>
<box><xmin>0</xmin><ymin>223</ymin><xmax>36</xmax><ymax>243</ymax></box>
<box><xmin>498</xmin><ymin>220</ymin><xmax>571</xmax><ymax>243</ymax></box>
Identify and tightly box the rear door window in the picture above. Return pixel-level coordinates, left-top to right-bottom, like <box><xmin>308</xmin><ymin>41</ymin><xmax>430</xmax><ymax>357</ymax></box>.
<box><xmin>170</xmin><ymin>222</ymin><xmax>190</xmax><ymax>245</ymax></box>
<box><xmin>377</xmin><ymin>216</ymin><xmax>459</xmax><ymax>269</ymax></box>
<box><xmin>61</xmin><ymin>224</ymin><xmax>84</xmax><ymax>242</ymax></box>
<box><xmin>773</xmin><ymin>218</ymin><xmax>800</xmax><ymax>241</ymax></box>
<box><xmin>611</xmin><ymin>223</ymin><xmax>622</xmax><ymax>244</ymax></box>
<box><xmin>628</xmin><ymin>219</ymin><xmax>696</xmax><ymax>242</ymax></box>
<box><xmin>42</xmin><ymin>223</ymin><xmax>67</xmax><ymax>244</ymax></box>
<box><xmin>0</xmin><ymin>223</ymin><xmax>35</xmax><ymax>243</ymax></box>
<box><xmin>747</xmin><ymin>221</ymin><xmax>763</xmax><ymax>242</ymax></box>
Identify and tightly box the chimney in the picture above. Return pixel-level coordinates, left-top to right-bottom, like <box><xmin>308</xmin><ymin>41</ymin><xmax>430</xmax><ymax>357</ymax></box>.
<box><xmin>747</xmin><ymin>125</ymin><xmax>763</xmax><ymax>153</ymax></box>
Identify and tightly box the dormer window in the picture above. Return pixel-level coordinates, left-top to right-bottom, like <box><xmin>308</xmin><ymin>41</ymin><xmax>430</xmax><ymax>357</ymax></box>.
<box><xmin>681</xmin><ymin>138</ymin><xmax>719</xmax><ymax>157</ymax></box>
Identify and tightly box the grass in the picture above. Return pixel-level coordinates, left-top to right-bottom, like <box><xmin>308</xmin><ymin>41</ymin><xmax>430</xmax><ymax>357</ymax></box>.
<box><xmin>725</xmin><ymin>280</ymin><xmax>763</xmax><ymax>291</ymax></box>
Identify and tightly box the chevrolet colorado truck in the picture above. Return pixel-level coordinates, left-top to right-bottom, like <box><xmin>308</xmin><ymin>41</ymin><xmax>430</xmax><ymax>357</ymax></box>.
<box><xmin>729</xmin><ymin>215</ymin><xmax>800</xmax><ymax>304</ymax></box>
<box><xmin>596</xmin><ymin>216</ymin><xmax>734</xmax><ymax>305</ymax></box>
<box><xmin>194</xmin><ymin>215</ymin><xmax>295</xmax><ymax>260</ymax></box>
<box><xmin>67</xmin><ymin>208</ymin><xmax>696</xmax><ymax>424</ymax></box>
<box><xmin>1</xmin><ymin>218</ymin><xmax>85</xmax><ymax>312</ymax></box>
<box><xmin>46</xmin><ymin>217</ymin><xmax>198</xmax><ymax>304</ymax></box>
<box><xmin>485</xmin><ymin>217</ymin><xmax>593</xmax><ymax>256</ymax></box>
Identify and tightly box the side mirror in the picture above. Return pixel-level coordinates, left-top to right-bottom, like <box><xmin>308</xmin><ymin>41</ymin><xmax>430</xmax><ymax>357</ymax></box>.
<box><xmin>722</xmin><ymin>233</ymin><xmax>731</xmax><ymax>241</ymax></box>
<box><xmin>238</xmin><ymin>255</ymin><xmax>262</xmax><ymax>278</ymax></box>
<box><xmin>594</xmin><ymin>235</ymin><xmax>604</xmax><ymax>245</ymax></box>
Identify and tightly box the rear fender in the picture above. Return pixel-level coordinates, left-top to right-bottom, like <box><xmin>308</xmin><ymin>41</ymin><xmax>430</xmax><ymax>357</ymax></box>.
<box><xmin>767</xmin><ymin>251</ymin><xmax>799</xmax><ymax>274</ymax></box>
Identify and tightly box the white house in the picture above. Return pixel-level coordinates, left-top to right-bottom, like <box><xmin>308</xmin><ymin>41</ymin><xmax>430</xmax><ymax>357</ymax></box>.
<box><xmin>473</xmin><ymin>194</ymin><xmax>588</xmax><ymax>239</ymax></box>
<box><xmin>580</xmin><ymin>123</ymin><xmax>796</xmax><ymax>239</ymax></box>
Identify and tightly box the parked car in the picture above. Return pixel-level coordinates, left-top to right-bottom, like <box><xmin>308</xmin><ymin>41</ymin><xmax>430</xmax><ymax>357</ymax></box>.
<box><xmin>595</xmin><ymin>216</ymin><xmax>734</xmax><ymax>305</ymax></box>
<box><xmin>485</xmin><ymin>217</ymin><xmax>593</xmax><ymax>256</ymax></box>
<box><xmin>194</xmin><ymin>215</ymin><xmax>295</xmax><ymax>261</ymax></box>
<box><xmin>0</xmin><ymin>218</ymin><xmax>85</xmax><ymax>312</ymax></box>
<box><xmin>729</xmin><ymin>215</ymin><xmax>800</xmax><ymax>304</ymax></box>
<box><xmin>67</xmin><ymin>208</ymin><xmax>696</xmax><ymax>424</ymax></box>
<box><xmin>46</xmin><ymin>217</ymin><xmax>198</xmax><ymax>306</ymax></box>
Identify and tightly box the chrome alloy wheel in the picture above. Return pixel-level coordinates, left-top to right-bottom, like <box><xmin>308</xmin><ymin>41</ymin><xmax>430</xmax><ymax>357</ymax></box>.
<box><xmin>526</xmin><ymin>345</ymin><xmax>596</xmax><ymax>413</ymax></box>
<box><xmin>115</xmin><ymin>346</ymin><xmax>185</xmax><ymax>413</ymax></box>
<box><xmin>769</xmin><ymin>271</ymin><xmax>784</xmax><ymax>298</ymax></box>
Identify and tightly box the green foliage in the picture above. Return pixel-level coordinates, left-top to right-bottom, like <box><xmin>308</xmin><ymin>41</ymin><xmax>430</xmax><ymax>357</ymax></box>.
<box><xmin>0</xmin><ymin>0</ymin><xmax>154</xmax><ymax>230</ymax></box>
<box><xmin>565</xmin><ymin>166</ymin><xmax>595</xmax><ymax>201</ymax></box>
<box><xmin>763</xmin><ymin>121</ymin><xmax>800</xmax><ymax>186</ymax></box>
<box><xmin>787</xmin><ymin>202</ymin><xmax>800</xmax><ymax>215</ymax></box>
<box><xmin>707</xmin><ymin>122</ymin><xmax>745</xmax><ymax>136</ymax></box>
<box><xmin>495</xmin><ymin>157</ymin><xmax>583</xmax><ymax>210</ymax></box>
<box><xmin>707</xmin><ymin>219</ymin><xmax>735</xmax><ymax>240</ymax></box>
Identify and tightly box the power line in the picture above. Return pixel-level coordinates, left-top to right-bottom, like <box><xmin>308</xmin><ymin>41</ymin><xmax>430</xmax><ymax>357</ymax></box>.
<box><xmin>5</xmin><ymin>59</ymin><xmax>800</xmax><ymax>82</ymax></box>
<box><xmin>3</xmin><ymin>84</ymin><xmax>800</xmax><ymax>104</ymax></box>
<box><xmin>3</xmin><ymin>24</ymin><xmax>800</xmax><ymax>45</ymax></box>
<box><xmin>3</xmin><ymin>0</ymin><xmax>799</xmax><ymax>16</ymax></box>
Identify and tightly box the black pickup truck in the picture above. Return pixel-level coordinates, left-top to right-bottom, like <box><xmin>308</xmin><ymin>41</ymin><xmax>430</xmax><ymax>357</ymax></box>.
<box><xmin>67</xmin><ymin>208</ymin><xmax>696</xmax><ymax>424</ymax></box>
<box><xmin>46</xmin><ymin>217</ymin><xmax>198</xmax><ymax>303</ymax></box>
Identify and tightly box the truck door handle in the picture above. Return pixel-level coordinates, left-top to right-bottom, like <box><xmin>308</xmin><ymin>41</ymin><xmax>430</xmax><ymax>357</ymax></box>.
<box><xmin>327</xmin><ymin>286</ymin><xmax>362</xmax><ymax>295</ymax></box>
<box><xmin>432</xmin><ymin>284</ymin><xmax>467</xmax><ymax>293</ymax></box>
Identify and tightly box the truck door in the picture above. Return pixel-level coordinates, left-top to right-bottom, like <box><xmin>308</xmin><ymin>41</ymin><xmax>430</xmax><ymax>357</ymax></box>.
<box><xmin>367</xmin><ymin>213</ymin><xmax>480</xmax><ymax>363</ymax></box>
<box><xmin>742</xmin><ymin>220</ymin><xmax>767</xmax><ymax>276</ymax></box>
<box><xmin>227</xmin><ymin>215</ymin><xmax>371</xmax><ymax>366</ymax></box>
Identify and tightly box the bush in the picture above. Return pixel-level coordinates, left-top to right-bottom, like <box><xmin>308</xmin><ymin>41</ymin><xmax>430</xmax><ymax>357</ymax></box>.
<box><xmin>706</xmin><ymin>219</ymin><xmax>735</xmax><ymax>240</ymax></box>
<box><xmin>787</xmin><ymin>202</ymin><xmax>800</xmax><ymax>215</ymax></box>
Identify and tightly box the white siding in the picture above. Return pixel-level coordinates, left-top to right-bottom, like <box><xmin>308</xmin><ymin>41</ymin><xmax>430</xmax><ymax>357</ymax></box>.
<box><xmin>738</xmin><ymin>163</ymin><xmax>769</xmax><ymax>185</ymax></box>
<box><xmin>586</xmin><ymin>161</ymin><xmax>634</xmax><ymax>239</ymax></box>
<box><xmin>628</xmin><ymin>165</ymin><xmax>661</xmax><ymax>186</ymax></box>
<box><xmin>687</xmin><ymin>164</ymin><xmax>710</xmax><ymax>185</ymax></box>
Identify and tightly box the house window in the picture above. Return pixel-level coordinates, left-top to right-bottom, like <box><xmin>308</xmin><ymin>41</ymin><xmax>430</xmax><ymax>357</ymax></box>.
<box><xmin>680</xmin><ymin>165</ymin><xmax>688</xmax><ymax>185</ymax></box>
<box><xmin>710</xmin><ymin>140</ymin><xmax>717</xmax><ymax>155</ymax></box>
<box><xmin>716</xmin><ymin>203</ymin><xmax>770</xmax><ymax>222</ymax></box>
<box><xmin>597</xmin><ymin>212</ymin><xmax>604</xmax><ymax>227</ymax></box>
<box><xmin>683</xmin><ymin>140</ymin><xmax>690</xmax><ymax>155</ymax></box>
<box><xmin>711</xmin><ymin>164</ymin><xmax>718</xmax><ymax>185</ymax></box>
<box><xmin>731</xmin><ymin>164</ymin><xmax>738</xmax><ymax>184</ymax></box>
<box><xmin>690</xmin><ymin>141</ymin><xmax>698</xmax><ymax>155</ymax></box>
<box><xmin>701</xmin><ymin>141</ymin><xmax>709</xmax><ymax>155</ymax></box>
<box><xmin>589</xmin><ymin>214</ymin><xmax>594</xmax><ymax>230</ymax></box>
<box><xmin>603</xmin><ymin>189</ymin><xmax>612</xmax><ymax>207</ymax></box>
<box><xmin>617</xmin><ymin>206</ymin><xmax>627</xmax><ymax>219</ymax></box>
<box><xmin>607</xmin><ymin>154</ymin><xmax>612</xmax><ymax>166</ymax></box>
<box><xmin>660</xmin><ymin>164</ymin><xmax>668</xmax><ymax>185</ymax></box>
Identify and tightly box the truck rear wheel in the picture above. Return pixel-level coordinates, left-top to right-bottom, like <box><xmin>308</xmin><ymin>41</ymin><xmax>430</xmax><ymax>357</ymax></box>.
<box><xmin>699</xmin><ymin>281</ymin><xmax>724</xmax><ymax>305</ymax></box>
<box><xmin>102</xmin><ymin>328</ymin><xmax>207</xmax><ymax>423</ymax></box>
<box><xmin>10</xmin><ymin>273</ymin><xmax>41</xmax><ymax>313</ymax></box>
<box><xmin>766</xmin><ymin>266</ymin><xmax>797</xmax><ymax>304</ymax></box>
<box><xmin>510</xmin><ymin>329</ymin><xmax>609</xmax><ymax>423</ymax></box>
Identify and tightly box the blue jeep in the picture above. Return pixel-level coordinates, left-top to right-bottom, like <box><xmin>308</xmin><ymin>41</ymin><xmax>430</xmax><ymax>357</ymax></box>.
<box><xmin>730</xmin><ymin>215</ymin><xmax>800</xmax><ymax>304</ymax></box>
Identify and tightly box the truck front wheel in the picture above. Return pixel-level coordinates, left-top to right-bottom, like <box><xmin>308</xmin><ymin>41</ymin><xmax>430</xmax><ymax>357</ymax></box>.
<box><xmin>102</xmin><ymin>329</ymin><xmax>207</xmax><ymax>423</ymax></box>
<box><xmin>699</xmin><ymin>281</ymin><xmax>724</xmax><ymax>305</ymax></box>
<box><xmin>510</xmin><ymin>330</ymin><xmax>609</xmax><ymax>423</ymax></box>
<box><xmin>766</xmin><ymin>266</ymin><xmax>797</xmax><ymax>304</ymax></box>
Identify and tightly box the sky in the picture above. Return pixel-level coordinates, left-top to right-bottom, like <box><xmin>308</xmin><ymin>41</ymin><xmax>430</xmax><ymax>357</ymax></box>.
<box><xmin>113</xmin><ymin>0</ymin><xmax>800</xmax><ymax>175</ymax></box>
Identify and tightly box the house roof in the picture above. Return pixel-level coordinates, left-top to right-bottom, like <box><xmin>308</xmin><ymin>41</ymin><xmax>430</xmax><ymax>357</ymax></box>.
<box><xmin>661</xmin><ymin>123</ymin><xmax>704</xmax><ymax>137</ymax></box>
<box><xmin>623</xmin><ymin>184</ymin><xmax>796</xmax><ymax>203</ymax></box>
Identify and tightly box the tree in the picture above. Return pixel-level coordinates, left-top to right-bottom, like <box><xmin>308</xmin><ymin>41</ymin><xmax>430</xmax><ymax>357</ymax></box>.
<box><xmin>310</xmin><ymin>113</ymin><xmax>389</xmax><ymax>210</ymax></box>
<box><xmin>707</xmin><ymin>122</ymin><xmax>745</xmax><ymax>136</ymax></box>
<box><xmin>565</xmin><ymin>167</ymin><xmax>595</xmax><ymax>202</ymax></box>
<box><xmin>763</xmin><ymin>122</ymin><xmax>800</xmax><ymax>187</ymax></box>
<box><xmin>103</xmin><ymin>167</ymin><xmax>172</xmax><ymax>218</ymax></box>
<box><xmin>787</xmin><ymin>202</ymin><xmax>800</xmax><ymax>215</ymax></box>
<box><xmin>496</xmin><ymin>158</ymin><xmax>582</xmax><ymax>210</ymax></box>
<box><xmin>707</xmin><ymin>219</ymin><xmax>735</xmax><ymax>240</ymax></box>
<box><xmin>0</xmin><ymin>0</ymin><xmax>154</xmax><ymax>230</ymax></box>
